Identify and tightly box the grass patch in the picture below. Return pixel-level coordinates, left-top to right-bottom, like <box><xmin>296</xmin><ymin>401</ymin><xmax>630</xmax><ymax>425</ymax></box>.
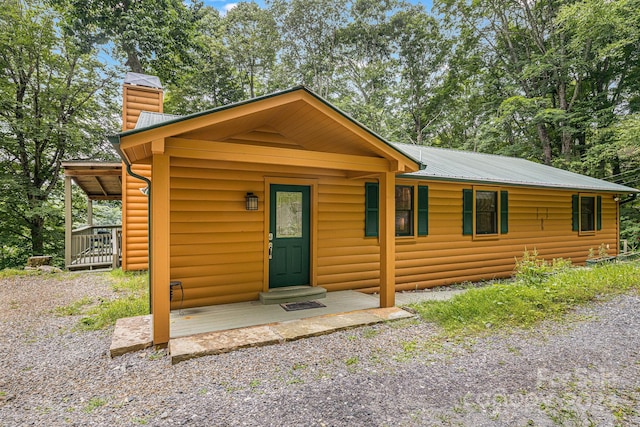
<box><xmin>0</xmin><ymin>269</ymin><xmax>42</xmax><ymax>279</ymax></box>
<box><xmin>78</xmin><ymin>270</ymin><xmax>149</xmax><ymax>330</ymax></box>
<box><xmin>411</xmin><ymin>260</ymin><xmax>640</xmax><ymax>335</ymax></box>
<box><xmin>83</xmin><ymin>397</ymin><xmax>107</xmax><ymax>413</ymax></box>
<box><xmin>54</xmin><ymin>297</ymin><xmax>93</xmax><ymax>316</ymax></box>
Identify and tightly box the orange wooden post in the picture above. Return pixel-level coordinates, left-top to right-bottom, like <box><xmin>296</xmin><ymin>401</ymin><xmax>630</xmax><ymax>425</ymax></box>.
<box><xmin>151</xmin><ymin>142</ymin><xmax>170</xmax><ymax>345</ymax></box>
<box><xmin>379</xmin><ymin>171</ymin><xmax>395</xmax><ymax>308</ymax></box>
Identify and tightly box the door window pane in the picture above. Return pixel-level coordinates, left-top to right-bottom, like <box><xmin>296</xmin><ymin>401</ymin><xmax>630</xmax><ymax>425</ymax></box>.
<box><xmin>276</xmin><ymin>191</ymin><xmax>303</xmax><ymax>238</ymax></box>
<box><xmin>476</xmin><ymin>191</ymin><xmax>497</xmax><ymax>235</ymax></box>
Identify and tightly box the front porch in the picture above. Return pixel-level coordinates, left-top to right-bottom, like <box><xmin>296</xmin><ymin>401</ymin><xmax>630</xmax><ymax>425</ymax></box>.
<box><xmin>110</xmin><ymin>288</ymin><xmax>465</xmax><ymax>363</ymax></box>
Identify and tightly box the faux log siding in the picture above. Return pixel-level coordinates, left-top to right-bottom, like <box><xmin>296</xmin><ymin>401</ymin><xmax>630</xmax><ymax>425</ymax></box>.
<box><xmin>121</xmin><ymin>85</ymin><xmax>162</xmax><ymax>131</ymax></box>
<box><xmin>164</xmin><ymin>157</ymin><xmax>619</xmax><ymax>307</ymax></box>
<box><xmin>389</xmin><ymin>182</ymin><xmax>619</xmax><ymax>293</ymax></box>
<box><xmin>120</xmin><ymin>84</ymin><xmax>161</xmax><ymax>271</ymax></box>
<box><xmin>121</xmin><ymin>164</ymin><xmax>151</xmax><ymax>271</ymax></box>
<box><xmin>169</xmin><ymin>163</ymin><xmax>266</xmax><ymax>308</ymax></box>
<box><xmin>316</xmin><ymin>178</ymin><xmax>380</xmax><ymax>291</ymax></box>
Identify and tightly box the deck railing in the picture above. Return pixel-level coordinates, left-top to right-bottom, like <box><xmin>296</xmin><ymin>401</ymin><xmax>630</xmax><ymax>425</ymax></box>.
<box><xmin>68</xmin><ymin>225</ymin><xmax>122</xmax><ymax>270</ymax></box>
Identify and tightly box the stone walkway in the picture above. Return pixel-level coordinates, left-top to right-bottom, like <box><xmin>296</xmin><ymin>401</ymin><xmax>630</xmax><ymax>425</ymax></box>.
<box><xmin>110</xmin><ymin>289</ymin><xmax>467</xmax><ymax>364</ymax></box>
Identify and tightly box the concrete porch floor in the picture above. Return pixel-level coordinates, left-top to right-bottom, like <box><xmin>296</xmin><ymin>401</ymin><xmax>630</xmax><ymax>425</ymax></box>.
<box><xmin>109</xmin><ymin>289</ymin><xmax>466</xmax><ymax>364</ymax></box>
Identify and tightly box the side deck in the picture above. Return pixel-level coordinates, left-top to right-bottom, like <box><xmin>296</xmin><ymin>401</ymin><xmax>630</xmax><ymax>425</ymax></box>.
<box><xmin>67</xmin><ymin>226</ymin><xmax>122</xmax><ymax>270</ymax></box>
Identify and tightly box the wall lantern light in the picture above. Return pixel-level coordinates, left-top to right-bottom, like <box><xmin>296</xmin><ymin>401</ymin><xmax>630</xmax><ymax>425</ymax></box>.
<box><xmin>613</xmin><ymin>196</ymin><xmax>620</xmax><ymax>202</ymax></box>
<box><xmin>246</xmin><ymin>192</ymin><xmax>259</xmax><ymax>211</ymax></box>
<box><xmin>140</xmin><ymin>185</ymin><xmax>150</xmax><ymax>196</ymax></box>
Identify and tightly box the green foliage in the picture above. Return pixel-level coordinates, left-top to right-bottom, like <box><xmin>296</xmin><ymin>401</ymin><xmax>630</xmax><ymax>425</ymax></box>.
<box><xmin>0</xmin><ymin>268</ymin><xmax>42</xmax><ymax>279</ymax></box>
<box><xmin>78</xmin><ymin>270</ymin><xmax>149</xmax><ymax>330</ymax></box>
<box><xmin>514</xmin><ymin>249</ymin><xmax>572</xmax><ymax>285</ymax></box>
<box><xmin>54</xmin><ymin>297</ymin><xmax>93</xmax><ymax>316</ymax></box>
<box><xmin>82</xmin><ymin>397</ymin><xmax>106</xmax><ymax>413</ymax></box>
<box><xmin>0</xmin><ymin>1</ymin><xmax>119</xmax><ymax>263</ymax></box>
<box><xmin>411</xmin><ymin>260</ymin><xmax>640</xmax><ymax>335</ymax></box>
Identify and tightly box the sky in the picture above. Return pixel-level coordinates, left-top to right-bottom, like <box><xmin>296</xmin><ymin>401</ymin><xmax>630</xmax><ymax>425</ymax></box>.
<box><xmin>204</xmin><ymin>0</ymin><xmax>434</xmax><ymax>15</ymax></box>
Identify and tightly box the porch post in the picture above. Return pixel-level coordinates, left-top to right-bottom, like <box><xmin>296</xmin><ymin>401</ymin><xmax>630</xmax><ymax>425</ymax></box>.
<box><xmin>379</xmin><ymin>171</ymin><xmax>395</xmax><ymax>308</ymax></box>
<box><xmin>64</xmin><ymin>176</ymin><xmax>72</xmax><ymax>268</ymax></box>
<box><xmin>87</xmin><ymin>199</ymin><xmax>93</xmax><ymax>227</ymax></box>
<box><xmin>151</xmin><ymin>144</ymin><xmax>171</xmax><ymax>345</ymax></box>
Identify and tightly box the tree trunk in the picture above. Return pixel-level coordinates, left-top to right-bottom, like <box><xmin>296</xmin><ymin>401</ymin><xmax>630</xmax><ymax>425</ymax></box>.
<box><xmin>29</xmin><ymin>216</ymin><xmax>45</xmax><ymax>256</ymax></box>
<box><xmin>125</xmin><ymin>49</ymin><xmax>144</xmax><ymax>73</ymax></box>
<box><xmin>557</xmin><ymin>81</ymin><xmax>573</xmax><ymax>160</ymax></box>
<box><xmin>537</xmin><ymin>123</ymin><xmax>552</xmax><ymax>165</ymax></box>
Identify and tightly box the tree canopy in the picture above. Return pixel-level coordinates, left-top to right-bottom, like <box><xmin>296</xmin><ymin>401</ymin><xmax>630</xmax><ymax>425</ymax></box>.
<box><xmin>0</xmin><ymin>0</ymin><xmax>638</xmax><ymax>267</ymax></box>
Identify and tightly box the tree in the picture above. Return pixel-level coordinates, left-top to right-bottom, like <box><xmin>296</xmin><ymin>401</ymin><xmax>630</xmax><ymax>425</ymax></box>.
<box><xmin>332</xmin><ymin>0</ymin><xmax>401</xmax><ymax>135</ymax></box>
<box><xmin>391</xmin><ymin>4</ymin><xmax>449</xmax><ymax>145</ymax></box>
<box><xmin>52</xmin><ymin>0</ymin><xmax>203</xmax><ymax>86</ymax></box>
<box><xmin>0</xmin><ymin>1</ymin><xmax>118</xmax><ymax>259</ymax></box>
<box><xmin>223</xmin><ymin>2</ymin><xmax>279</xmax><ymax>98</ymax></box>
<box><xmin>164</xmin><ymin>6</ymin><xmax>245</xmax><ymax>114</ymax></box>
<box><xmin>271</xmin><ymin>0</ymin><xmax>348</xmax><ymax>97</ymax></box>
<box><xmin>435</xmin><ymin>0</ymin><xmax>640</xmax><ymax>168</ymax></box>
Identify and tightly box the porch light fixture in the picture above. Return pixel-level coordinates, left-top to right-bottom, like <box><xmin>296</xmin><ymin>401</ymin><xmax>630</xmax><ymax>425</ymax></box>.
<box><xmin>613</xmin><ymin>196</ymin><xmax>620</xmax><ymax>202</ymax></box>
<box><xmin>140</xmin><ymin>185</ymin><xmax>149</xmax><ymax>196</ymax></box>
<box><xmin>245</xmin><ymin>192</ymin><xmax>258</xmax><ymax>211</ymax></box>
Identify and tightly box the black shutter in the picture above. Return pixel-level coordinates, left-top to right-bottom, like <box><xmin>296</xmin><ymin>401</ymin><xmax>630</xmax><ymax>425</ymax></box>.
<box><xmin>365</xmin><ymin>183</ymin><xmax>379</xmax><ymax>237</ymax></box>
<box><xmin>463</xmin><ymin>189</ymin><xmax>473</xmax><ymax>235</ymax></box>
<box><xmin>418</xmin><ymin>186</ymin><xmax>429</xmax><ymax>236</ymax></box>
<box><xmin>500</xmin><ymin>190</ymin><xmax>508</xmax><ymax>234</ymax></box>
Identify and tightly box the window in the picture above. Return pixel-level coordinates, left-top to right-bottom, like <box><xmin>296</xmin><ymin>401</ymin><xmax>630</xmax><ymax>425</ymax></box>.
<box><xmin>395</xmin><ymin>186</ymin><xmax>413</xmax><ymax>236</ymax></box>
<box><xmin>572</xmin><ymin>194</ymin><xmax>601</xmax><ymax>233</ymax></box>
<box><xmin>476</xmin><ymin>191</ymin><xmax>498</xmax><ymax>235</ymax></box>
<box><xmin>463</xmin><ymin>188</ymin><xmax>508</xmax><ymax>236</ymax></box>
<box><xmin>364</xmin><ymin>183</ymin><xmax>428</xmax><ymax>237</ymax></box>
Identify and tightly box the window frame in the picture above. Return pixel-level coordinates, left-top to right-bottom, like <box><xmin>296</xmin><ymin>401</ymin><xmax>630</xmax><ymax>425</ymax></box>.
<box><xmin>573</xmin><ymin>193</ymin><xmax>602</xmax><ymax>235</ymax></box>
<box><xmin>395</xmin><ymin>185</ymin><xmax>414</xmax><ymax>237</ymax></box>
<box><xmin>463</xmin><ymin>186</ymin><xmax>508</xmax><ymax>239</ymax></box>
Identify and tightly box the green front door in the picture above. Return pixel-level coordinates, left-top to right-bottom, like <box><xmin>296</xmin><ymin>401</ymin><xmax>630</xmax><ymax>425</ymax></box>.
<box><xmin>269</xmin><ymin>184</ymin><xmax>310</xmax><ymax>288</ymax></box>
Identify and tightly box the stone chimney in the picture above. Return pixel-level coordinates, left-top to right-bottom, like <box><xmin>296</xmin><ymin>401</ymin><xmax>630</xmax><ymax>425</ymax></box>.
<box><xmin>122</xmin><ymin>72</ymin><xmax>163</xmax><ymax>131</ymax></box>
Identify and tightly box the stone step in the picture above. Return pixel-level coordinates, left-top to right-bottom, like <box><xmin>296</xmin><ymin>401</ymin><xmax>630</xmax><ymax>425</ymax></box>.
<box><xmin>259</xmin><ymin>286</ymin><xmax>327</xmax><ymax>305</ymax></box>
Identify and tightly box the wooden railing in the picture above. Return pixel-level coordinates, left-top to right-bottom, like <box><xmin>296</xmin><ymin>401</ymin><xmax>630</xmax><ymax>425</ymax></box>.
<box><xmin>68</xmin><ymin>225</ymin><xmax>122</xmax><ymax>270</ymax></box>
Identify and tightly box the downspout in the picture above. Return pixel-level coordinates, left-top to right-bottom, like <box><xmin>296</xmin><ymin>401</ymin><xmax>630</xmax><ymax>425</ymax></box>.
<box><xmin>109</xmin><ymin>135</ymin><xmax>153</xmax><ymax>315</ymax></box>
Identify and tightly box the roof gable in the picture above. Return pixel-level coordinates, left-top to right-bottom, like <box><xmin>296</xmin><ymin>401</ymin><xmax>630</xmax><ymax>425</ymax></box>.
<box><xmin>112</xmin><ymin>87</ymin><xmax>419</xmax><ymax>173</ymax></box>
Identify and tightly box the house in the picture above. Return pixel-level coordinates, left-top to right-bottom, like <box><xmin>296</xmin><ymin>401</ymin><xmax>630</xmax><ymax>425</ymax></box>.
<box><xmin>109</xmin><ymin>73</ymin><xmax>639</xmax><ymax>346</ymax></box>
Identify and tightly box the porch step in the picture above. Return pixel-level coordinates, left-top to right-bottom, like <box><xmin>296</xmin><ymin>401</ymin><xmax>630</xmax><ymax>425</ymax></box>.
<box><xmin>259</xmin><ymin>286</ymin><xmax>327</xmax><ymax>305</ymax></box>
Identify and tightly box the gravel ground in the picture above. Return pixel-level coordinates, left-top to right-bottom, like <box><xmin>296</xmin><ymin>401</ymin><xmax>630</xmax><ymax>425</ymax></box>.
<box><xmin>1</xmin><ymin>271</ymin><xmax>639</xmax><ymax>427</ymax></box>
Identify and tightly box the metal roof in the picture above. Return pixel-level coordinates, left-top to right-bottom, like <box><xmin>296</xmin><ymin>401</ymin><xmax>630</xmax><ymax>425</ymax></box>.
<box><xmin>135</xmin><ymin>111</ymin><xmax>182</xmax><ymax>129</ymax></box>
<box><xmin>124</xmin><ymin>72</ymin><xmax>162</xmax><ymax>89</ymax></box>
<box><xmin>395</xmin><ymin>143</ymin><xmax>639</xmax><ymax>193</ymax></box>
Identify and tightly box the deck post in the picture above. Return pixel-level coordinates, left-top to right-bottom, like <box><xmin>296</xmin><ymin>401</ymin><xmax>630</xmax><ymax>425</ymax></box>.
<box><xmin>151</xmin><ymin>145</ymin><xmax>171</xmax><ymax>345</ymax></box>
<box><xmin>87</xmin><ymin>199</ymin><xmax>93</xmax><ymax>227</ymax></box>
<box><xmin>379</xmin><ymin>171</ymin><xmax>395</xmax><ymax>308</ymax></box>
<box><xmin>65</xmin><ymin>176</ymin><xmax>72</xmax><ymax>268</ymax></box>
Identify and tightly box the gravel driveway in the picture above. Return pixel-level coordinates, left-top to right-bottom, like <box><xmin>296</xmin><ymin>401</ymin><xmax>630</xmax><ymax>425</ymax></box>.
<box><xmin>1</xmin><ymin>272</ymin><xmax>639</xmax><ymax>426</ymax></box>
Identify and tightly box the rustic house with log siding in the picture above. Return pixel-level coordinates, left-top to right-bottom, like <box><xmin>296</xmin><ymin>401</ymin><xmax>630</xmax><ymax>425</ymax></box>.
<box><xmin>109</xmin><ymin>73</ymin><xmax>638</xmax><ymax>346</ymax></box>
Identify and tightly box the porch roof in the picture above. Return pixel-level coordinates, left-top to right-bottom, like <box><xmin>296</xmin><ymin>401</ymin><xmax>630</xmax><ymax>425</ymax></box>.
<box><xmin>109</xmin><ymin>86</ymin><xmax>421</xmax><ymax>174</ymax></box>
<box><xmin>62</xmin><ymin>161</ymin><xmax>123</xmax><ymax>200</ymax></box>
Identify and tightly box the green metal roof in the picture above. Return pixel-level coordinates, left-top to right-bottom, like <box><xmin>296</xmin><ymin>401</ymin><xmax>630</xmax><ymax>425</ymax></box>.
<box><xmin>135</xmin><ymin>112</ymin><xmax>181</xmax><ymax>129</ymax></box>
<box><xmin>395</xmin><ymin>143</ymin><xmax>639</xmax><ymax>193</ymax></box>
